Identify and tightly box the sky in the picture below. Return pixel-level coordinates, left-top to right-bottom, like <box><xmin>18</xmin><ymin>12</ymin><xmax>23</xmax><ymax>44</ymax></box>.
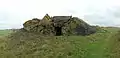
<box><xmin>0</xmin><ymin>0</ymin><xmax>120</xmax><ymax>29</ymax></box>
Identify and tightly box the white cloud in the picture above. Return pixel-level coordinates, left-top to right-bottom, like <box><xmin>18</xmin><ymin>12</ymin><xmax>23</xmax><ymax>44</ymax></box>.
<box><xmin>0</xmin><ymin>0</ymin><xmax>120</xmax><ymax>29</ymax></box>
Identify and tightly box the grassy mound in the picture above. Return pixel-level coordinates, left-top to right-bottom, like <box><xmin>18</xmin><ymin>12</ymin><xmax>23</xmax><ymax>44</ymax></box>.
<box><xmin>0</xmin><ymin>29</ymin><xmax>89</xmax><ymax>58</ymax></box>
<box><xmin>1</xmin><ymin>29</ymin><xmax>72</xmax><ymax>58</ymax></box>
<box><xmin>0</xmin><ymin>27</ymin><xmax>120</xmax><ymax>58</ymax></box>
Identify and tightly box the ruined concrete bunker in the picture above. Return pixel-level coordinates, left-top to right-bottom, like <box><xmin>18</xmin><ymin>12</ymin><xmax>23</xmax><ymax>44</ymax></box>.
<box><xmin>23</xmin><ymin>14</ymin><xmax>97</xmax><ymax>36</ymax></box>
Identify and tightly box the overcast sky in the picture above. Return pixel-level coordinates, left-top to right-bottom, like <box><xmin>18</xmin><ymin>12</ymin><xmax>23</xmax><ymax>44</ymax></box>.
<box><xmin>0</xmin><ymin>0</ymin><xmax>120</xmax><ymax>29</ymax></box>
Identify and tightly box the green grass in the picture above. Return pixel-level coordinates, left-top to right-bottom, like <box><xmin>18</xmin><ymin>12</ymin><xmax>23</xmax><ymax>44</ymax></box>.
<box><xmin>0</xmin><ymin>27</ymin><xmax>119</xmax><ymax>58</ymax></box>
<box><xmin>0</xmin><ymin>30</ymin><xmax>12</xmax><ymax>36</ymax></box>
<box><xmin>66</xmin><ymin>27</ymin><xmax>119</xmax><ymax>58</ymax></box>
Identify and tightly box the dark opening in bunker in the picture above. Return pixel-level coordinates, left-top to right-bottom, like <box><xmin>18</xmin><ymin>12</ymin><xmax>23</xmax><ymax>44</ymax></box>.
<box><xmin>55</xmin><ymin>27</ymin><xmax>62</xmax><ymax>36</ymax></box>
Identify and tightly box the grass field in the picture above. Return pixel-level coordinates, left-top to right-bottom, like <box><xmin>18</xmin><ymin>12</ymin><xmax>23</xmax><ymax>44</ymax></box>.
<box><xmin>0</xmin><ymin>27</ymin><xmax>120</xmax><ymax>58</ymax></box>
<box><xmin>0</xmin><ymin>30</ymin><xmax>12</xmax><ymax>36</ymax></box>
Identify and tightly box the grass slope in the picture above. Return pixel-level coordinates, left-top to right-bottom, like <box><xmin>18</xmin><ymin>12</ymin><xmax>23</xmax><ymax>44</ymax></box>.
<box><xmin>0</xmin><ymin>27</ymin><xmax>119</xmax><ymax>58</ymax></box>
